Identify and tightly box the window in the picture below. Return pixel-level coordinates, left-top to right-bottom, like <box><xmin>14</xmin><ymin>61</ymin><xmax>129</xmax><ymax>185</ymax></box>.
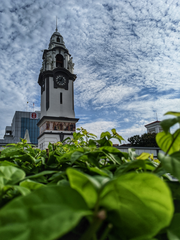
<box><xmin>56</xmin><ymin>54</ymin><xmax>63</xmax><ymax>67</ymax></box>
<box><xmin>57</xmin><ymin>37</ymin><xmax>60</xmax><ymax>42</ymax></box>
<box><xmin>60</xmin><ymin>93</ymin><xmax>62</xmax><ymax>104</ymax></box>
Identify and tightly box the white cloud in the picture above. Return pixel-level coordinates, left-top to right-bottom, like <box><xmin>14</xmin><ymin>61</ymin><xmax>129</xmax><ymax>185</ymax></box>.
<box><xmin>77</xmin><ymin>119</ymin><xmax>118</xmax><ymax>139</ymax></box>
<box><xmin>0</xmin><ymin>0</ymin><xmax>179</xmax><ymax>141</ymax></box>
<box><xmin>92</xmin><ymin>85</ymin><xmax>139</xmax><ymax>106</ymax></box>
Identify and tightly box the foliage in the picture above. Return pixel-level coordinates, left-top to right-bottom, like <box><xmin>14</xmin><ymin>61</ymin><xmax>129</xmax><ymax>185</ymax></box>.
<box><xmin>0</xmin><ymin>115</ymin><xmax>179</xmax><ymax>240</ymax></box>
<box><xmin>128</xmin><ymin>132</ymin><xmax>158</xmax><ymax>147</ymax></box>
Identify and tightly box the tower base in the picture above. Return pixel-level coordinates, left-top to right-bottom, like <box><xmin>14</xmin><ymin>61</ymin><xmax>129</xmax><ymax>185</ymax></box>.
<box><xmin>38</xmin><ymin>131</ymin><xmax>73</xmax><ymax>150</ymax></box>
<box><xmin>37</xmin><ymin>116</ymin><xmax>79</xmax><ymax>150</ymax></box>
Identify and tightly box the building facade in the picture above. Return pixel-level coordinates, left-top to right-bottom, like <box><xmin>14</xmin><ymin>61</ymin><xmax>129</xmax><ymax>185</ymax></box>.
<box><xmin>0</xmin><ymin>111</ymin><xmax>40</xmax><ymax>148</ymax></box>
<box><xmin>145</xmin><ymin>121</ymin><xmax>162</xmax><ymax>133</ymax></box>
<box><xmin>37</xmin><ymin>29</ymin><xmax>79</xmax><ymax>149</ymax></box>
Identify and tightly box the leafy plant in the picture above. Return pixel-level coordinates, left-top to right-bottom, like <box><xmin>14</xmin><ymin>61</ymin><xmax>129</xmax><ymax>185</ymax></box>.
<box><xmin>0</xmin><ymin>113</ymin><xmax>179</xmax><ymax>240</ymax></box>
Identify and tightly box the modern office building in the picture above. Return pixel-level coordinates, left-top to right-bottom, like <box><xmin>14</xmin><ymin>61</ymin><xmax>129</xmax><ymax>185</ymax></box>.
<box><xmin>0</xmin><ymin>111</ymin><xmax>40</xmax><ymax>148</ymax></box>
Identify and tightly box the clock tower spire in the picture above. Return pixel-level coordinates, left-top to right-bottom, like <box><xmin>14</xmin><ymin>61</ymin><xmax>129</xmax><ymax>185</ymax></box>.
<box><xmin>37</xmin><ymin>29</ymin><xmax>79</xmax><ymax>150</ymax></box>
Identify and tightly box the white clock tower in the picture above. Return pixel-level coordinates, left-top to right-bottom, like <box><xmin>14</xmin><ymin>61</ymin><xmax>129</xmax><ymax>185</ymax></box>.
<box><xmin>37</xmin><ymin>27</ymin><xmax>79</xmax><ymax>149</ymax></box>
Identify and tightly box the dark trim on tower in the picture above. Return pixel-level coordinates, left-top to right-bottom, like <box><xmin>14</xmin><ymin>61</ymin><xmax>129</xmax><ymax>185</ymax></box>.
<box><xmin>41</xmin><ymin>78</ymin><xmax>45</xmax><ymax>94</ymax></box>
<box><xmin>72</xmin><ymin>82</ymin><xmax>74</xmax><ymax>111</ymax></box>
<box><xmin>38</xmin><ymin>68</ymin><xmax>77</xmax><ymax>86</ymax></box>
<box><xmin>60</xmin><ymin>92</ymin><xmax>62</xmax><ymax>104</ymax></box>
<box><xmin>46</xmin><ymin>77</ymin><xmax>49</xmax><ymax>111</ymax></box>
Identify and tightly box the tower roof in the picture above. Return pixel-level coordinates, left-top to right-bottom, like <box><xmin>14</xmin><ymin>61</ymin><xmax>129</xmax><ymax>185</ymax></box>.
<box><xmin>51</xmin><ymin>31</ymin><xmax>62</xmax><ymax>37</ymax></box>
<box><xmin>48</xmin><ymin>30</ymin><xmax>66</xmax><ymax>49</ymax></box>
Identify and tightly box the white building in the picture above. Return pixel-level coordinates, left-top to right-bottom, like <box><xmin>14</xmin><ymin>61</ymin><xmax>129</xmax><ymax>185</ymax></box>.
<box><xmin>37</xmin><ymin>28</ymin><xmax>79</xmax><ymax>150</ymax></box>
<box><xmin>145</xmin><ymin>121</ymin><xmax>162</xmax><ymax>133</ymax></box>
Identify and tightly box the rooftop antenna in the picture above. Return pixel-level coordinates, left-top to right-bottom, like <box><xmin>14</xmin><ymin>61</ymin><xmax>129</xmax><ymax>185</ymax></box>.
<box><xmin>155</xmin><ymin>111</ymin><xmax>158</xmax><ymax>121</ymax></box>
<box><xmin>56</xmin><ymin>16</ymin><xmax>58</xmax><ymax>32</ymax></box>
<box><xmin>26</xmin><ymin>102</ymin><xmax>29</xmax><ymax>112</ymax></box>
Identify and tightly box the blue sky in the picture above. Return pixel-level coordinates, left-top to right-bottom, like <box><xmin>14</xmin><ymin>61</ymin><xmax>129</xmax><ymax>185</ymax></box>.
<box><xmin>0</xmin><ymin>0</ymin><xmax>180</xmax><ymax>143</ymax></box>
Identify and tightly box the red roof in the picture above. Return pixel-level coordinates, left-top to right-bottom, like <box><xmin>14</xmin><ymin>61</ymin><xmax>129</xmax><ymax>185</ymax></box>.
<box><xmin>144</xmin><ymin>120</ymin><xmax>161</xmax><ymax>127</ymax></box>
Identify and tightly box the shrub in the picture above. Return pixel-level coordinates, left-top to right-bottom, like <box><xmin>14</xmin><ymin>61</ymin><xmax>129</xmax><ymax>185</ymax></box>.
<box><xmin>0</xmin><ymin>113</ymin><xmax>180</xmax><ymax>240</ymax></box>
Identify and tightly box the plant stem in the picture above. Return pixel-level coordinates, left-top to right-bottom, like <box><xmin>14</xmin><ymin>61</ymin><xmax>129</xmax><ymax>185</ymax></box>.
<box><xmin>80</xmin><ymin>210</ymin><xmax>106</xmax><ymax>240</ymax></box>
<box><xmin>99</xmin><ymin>223</ymin><xmax>113</xmax><ymax>240</ymax></box>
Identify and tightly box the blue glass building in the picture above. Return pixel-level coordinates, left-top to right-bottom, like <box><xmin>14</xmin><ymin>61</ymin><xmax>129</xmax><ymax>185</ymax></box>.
<box><xmin>21</xmin><ymin>117</ymin><xmax>40</xmax><ymax>145</ymax></box>
<box><xmin>0</xmin><ymin>111</ymin><xmax>40</xmax><ymax>147</ymax></box>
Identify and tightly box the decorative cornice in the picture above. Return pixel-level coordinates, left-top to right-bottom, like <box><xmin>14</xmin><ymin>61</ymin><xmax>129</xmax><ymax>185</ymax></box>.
<box><xmin>37</xmin><ymin>116</ymin><xmax>79</xmax><ymax>127</ymax></box>
<box><xmin>42</xmin><ymin>46</ymin><xmax>69</xmax><ymax>59</ymax></box>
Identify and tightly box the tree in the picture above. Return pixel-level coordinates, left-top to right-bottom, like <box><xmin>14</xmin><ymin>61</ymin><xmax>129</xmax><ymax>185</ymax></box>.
<box><xmin>128</xmin><ymin>132</ymin><xmax>158</xmax><ymax>147</ymax></box>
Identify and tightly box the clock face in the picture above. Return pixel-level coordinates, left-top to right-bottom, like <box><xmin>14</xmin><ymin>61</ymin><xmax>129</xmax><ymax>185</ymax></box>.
<box><xmin>56</xmin><ymin>75</ymin><xmax>66</xmax><ymax>86</ymax></box>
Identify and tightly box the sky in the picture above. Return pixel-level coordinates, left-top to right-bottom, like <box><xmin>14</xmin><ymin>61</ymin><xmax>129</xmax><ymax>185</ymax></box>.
<box><xmin>0</xmin><ymin>0</ymin><xmax>180</xmax><ymax>143</ymax></box>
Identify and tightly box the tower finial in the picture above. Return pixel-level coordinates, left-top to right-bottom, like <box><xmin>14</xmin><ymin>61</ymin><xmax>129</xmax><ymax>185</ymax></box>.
<box><xmin>56</xmin><ymin>16</ymin><xmax>58</xmax><ymax>32</ymax></box>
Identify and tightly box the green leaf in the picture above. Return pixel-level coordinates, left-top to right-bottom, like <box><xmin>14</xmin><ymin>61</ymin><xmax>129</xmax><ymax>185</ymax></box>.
<box><xmin>0</xmin><ymin>161</ymin><xmax>18</xmax><ymax>167</ymax></box>
<box><xmin>88</xmin><ymin>139</ymin><xmax>97</xmax><ymax>147</ymax></box>
<box><xmin>165</xmin><ymin>111</ymin><xmax>180</xmax><ymax>117</ymax></box>
<box><xmin>2</xmin><ymin>185</ymin><xmax>31</xmax><ymax>197</ymax></box>
<box><xmin>20</xmin><ymin>179</ymin><xmax>45</xmax><ymax>191</ymax></box>
<box><xmin>160</xmin><ymin>117</ymin><xmax>180</xmax><ymax>133</ymax></box>
<box><xmin>111</xmin><ymin>128</ymin><xmax>116</xmax><ymax>135</ymax></box>
<box><xmin>97</xmin><ymin>137</ymin><xmax>113</xmax><ymax>147</ymax></box>
<box><xmin>48</xmin><ymin>171</ymin><xmax>65</xmax><ymax>181</ymax></box>
<box><xmin>100</xmin><ymin>146</ymin><xmax>125</xmax><ymax>164</ymax></box>
<box><xmin>0</xmin><ymin>147</ymin><xmax>22</xmax><ymax>158</ymax></box>
<box><xmin>158</xmin><ymin>152</ymin><xmax>180</xmax><ymax>181</ymax></box>
<box><xmin>24</xmin><ymin>171</ymin><xmax>57</xmax><ymax>180</ymax></box>
<box><xmin>88</xmin><ymin>167</ymin><xmax>113</xmax><ymax>178</ymax></box>
<box><xmin>0</xmin><ymin>185</ymin><xmax>92</xmax><ymax>240</ymax></box>
<box><xmin>0</xmin><ymin>166</ymin><xmax>25</xmax><ymax>188</ymax></box>
<box><xmin>102</xmin><ymin>151</ymin><xmax>121</xmax><ymax>165</ymax></box>
<box><xmin>70</xmin><ymin>149</ymin><xmax>86</xmax><ymax>164</ymax></box>
<box><xmin>99</xmin><ymin>146</ymin><xmax>123</xmax><ymax>154</ymax></box>
<box><xmin>156</xmin><ymin>129</ymin><xmax>180</xmax><ymax>155</ymax></box>
<box><xmin>57</xmin><ymin>179</ymin><xmax>70</xmax><ymax>186</ymax></box>
<box><xmin>100</xmin><ymin>131</ymin><xmax>111</xmax><ymax>140</ymax></box>
<box><xmin>84</xmin><ymin>152</ymin><xmax>101</xmax><ymax>167</ymax></box>
<box><xmin>13</xmin><ymin>185</ymin><xmax>31</xmax><ymax>196</ymax></box>
<box><xmin>99</xmin><ymin>172</ymin><xmax>174</xmax><ymax>240</ymax></box>
<box><xmin>114</xmin><ymin>160</ymin><xmax>146</xmax><ymax>176</ymax></box>
<box><xmin>111</xmin><ymin>128</ymin><xmax>124</xmax><ymax>142</ymax></box>
<box><xmin>0</xmin><ymin>185</ymin><xmax>31</xmax><ymax>208</ymax></box>
<box><xmin>167</xmin><ymin>213</ymin><xmax>180</xmax><ymax>240</ymax></box>
<box><xmin>136</xmin><ymin>152</ymin><xmax>151</xmax><ymax>160</ymax></box>
<box><xmin>67</xmin><ymin>168</ymin><xmax>100</xmax><ymax>208</ymax></box>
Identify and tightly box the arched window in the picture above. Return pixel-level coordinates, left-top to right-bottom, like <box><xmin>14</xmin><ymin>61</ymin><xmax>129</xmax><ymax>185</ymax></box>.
<box><xmin>56</xmin><ymin>54</ymin><xmax>63</xmax><ymax>67</ymax></box>
<box><xmin>57</xmin><ymin>37</ymin><xmax>60</xmax><ymax>42</ymax></box>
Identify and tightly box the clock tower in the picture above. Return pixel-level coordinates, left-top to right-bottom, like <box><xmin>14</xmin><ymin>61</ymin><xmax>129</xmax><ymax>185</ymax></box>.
<box><xmin>37</xmin><ymin>28</ymin><xmax>79</xmax><ymax>149</ymax></box>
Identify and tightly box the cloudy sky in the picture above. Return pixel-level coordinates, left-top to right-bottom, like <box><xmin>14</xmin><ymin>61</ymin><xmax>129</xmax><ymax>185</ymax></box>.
<box><xmin>0</xmin><ymin>0</ymin><xmax>180</xmax><ymax>143</ymax></box>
